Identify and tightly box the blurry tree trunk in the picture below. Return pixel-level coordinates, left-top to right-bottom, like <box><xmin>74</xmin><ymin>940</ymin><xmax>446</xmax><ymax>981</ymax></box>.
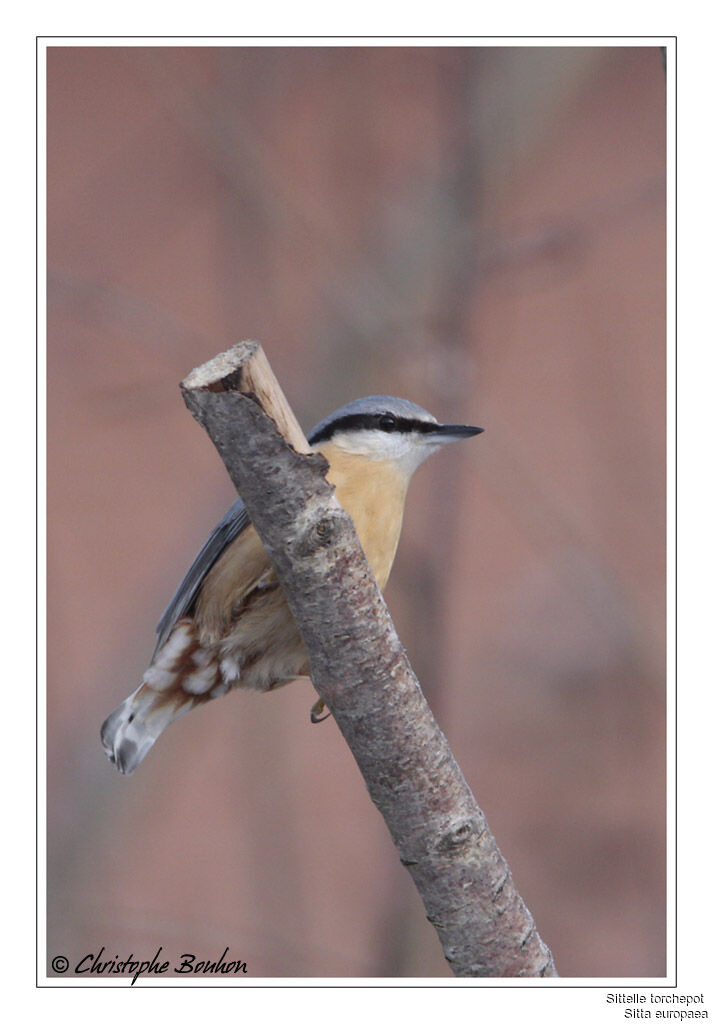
<box><xmin>180</xmin><ymin>340</ymin><xmax>557</xmax><ymax>979</ymax></box>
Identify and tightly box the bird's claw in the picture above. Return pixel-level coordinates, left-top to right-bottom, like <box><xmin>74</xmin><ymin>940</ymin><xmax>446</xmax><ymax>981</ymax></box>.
<box><xmin>310</xmin><ymin>698</ymin><xmax>331</xmax><ymax>724</ymax></box>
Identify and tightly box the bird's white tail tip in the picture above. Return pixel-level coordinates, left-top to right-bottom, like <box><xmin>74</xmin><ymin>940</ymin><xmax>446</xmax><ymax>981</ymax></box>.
<box><xmin>100</xmin><ymin>694</ymin><xmax>159</xmax><ymax>774</ymax></box>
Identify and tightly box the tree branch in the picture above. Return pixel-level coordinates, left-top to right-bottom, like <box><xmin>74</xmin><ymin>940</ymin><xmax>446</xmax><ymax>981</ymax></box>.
<box><xmin>180</xmin><ymin>340</ymin><xmax>557</xmax><ymax>978</ymax></box>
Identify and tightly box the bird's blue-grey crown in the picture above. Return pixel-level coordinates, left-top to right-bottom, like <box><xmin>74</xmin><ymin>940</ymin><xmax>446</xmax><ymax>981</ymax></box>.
<box><xmin>308</xmin><ymin>395</ymin><xmax>439</xmax><ymax>446</ymax></box>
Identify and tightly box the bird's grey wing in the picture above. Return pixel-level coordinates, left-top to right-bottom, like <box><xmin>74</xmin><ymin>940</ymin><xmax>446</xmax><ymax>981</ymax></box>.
<box><xmin>154</xmin><ymin>498</ymin><xmax>251</xmax><ymax>655</ymax></box>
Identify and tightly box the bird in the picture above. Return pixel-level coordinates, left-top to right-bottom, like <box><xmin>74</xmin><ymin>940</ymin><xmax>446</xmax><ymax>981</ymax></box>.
<box><xmin>101</xmin><ymin>395</ymin><xmax>483</xmax><ymax>773</ymax></box>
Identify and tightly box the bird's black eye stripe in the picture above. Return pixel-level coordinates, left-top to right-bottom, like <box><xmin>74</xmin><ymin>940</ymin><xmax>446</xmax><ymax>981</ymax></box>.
<box><xmin>308</xmin><ymin>412</ymin><xmax>439</xmax><ymax>446</ymax></box>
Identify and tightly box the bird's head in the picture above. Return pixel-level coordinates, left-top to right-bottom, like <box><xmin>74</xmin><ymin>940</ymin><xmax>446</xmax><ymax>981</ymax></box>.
<box><xmin>308</xmin><ymin>395</ymin><xmax>483</xmax><ymax>478</ymax></box>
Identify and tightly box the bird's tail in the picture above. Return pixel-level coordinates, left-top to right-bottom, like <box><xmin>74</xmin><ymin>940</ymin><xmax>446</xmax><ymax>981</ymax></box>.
<box><xmin>100</xmin><ymin>683</ymin><xmax>193</xmax><ymax>774</ymax></box>
<box><xmin>101</xmin><ymin>619</ymin><xmax>228</xmax><ymax>774</ymax></box>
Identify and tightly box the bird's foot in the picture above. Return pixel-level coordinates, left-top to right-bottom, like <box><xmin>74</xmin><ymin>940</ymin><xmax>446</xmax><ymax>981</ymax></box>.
<box><xmin>310</xmin><ymin>698</ymin><xmax>331</xmax><ymax>724</ymax></box>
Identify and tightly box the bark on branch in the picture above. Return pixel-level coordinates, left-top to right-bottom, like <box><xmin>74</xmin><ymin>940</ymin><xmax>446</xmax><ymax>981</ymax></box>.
<box><xmin>180</xmin><ymin>340</ymin><xmax>557</xmax><ymax>978</ymax></box>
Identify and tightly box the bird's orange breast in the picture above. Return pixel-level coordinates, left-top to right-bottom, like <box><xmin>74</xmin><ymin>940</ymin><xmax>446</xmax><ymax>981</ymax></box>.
<box><xmin>196</xmin><ymin>441</ymin><xmax>409</xmax><ymax>646</ymax></box>
<box><xmin>316</xmin><ymin>441</ymin><xmax>409</xmax><ymax>590</ymax></box>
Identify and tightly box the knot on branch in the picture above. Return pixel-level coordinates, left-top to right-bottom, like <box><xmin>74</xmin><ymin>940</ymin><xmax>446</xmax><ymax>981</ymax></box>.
<box><xmin>313</xmin><ymin>514</ymin><xmax>338</xmax><ymax>547</ymax></box>
<box><xmin>292</xmin><ymin>507</ymin><xmax>349</xmax><ymax>561</ymax></box>
<box><xmin>435</xmin><ymin>817</ymin><xmax>483</xmax><ymax>854</ymax></box>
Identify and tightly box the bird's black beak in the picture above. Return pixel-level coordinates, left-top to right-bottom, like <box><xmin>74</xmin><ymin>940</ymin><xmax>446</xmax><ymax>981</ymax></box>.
<box><xmin>435</xmin><ymin>423</ymin><xmax>484</xmax><ymax>441</ymax></box>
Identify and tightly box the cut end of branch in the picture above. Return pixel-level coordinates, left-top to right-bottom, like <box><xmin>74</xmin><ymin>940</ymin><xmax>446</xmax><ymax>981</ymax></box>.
<box><xmin>180</xmin><ymin>341</ymin><xmax>312</xmax><ymax>454</ymax></box>
<box><xmin>180</xmin><ymin>341</ymin><xmax>260</xmax><ymax>394</ymax></box>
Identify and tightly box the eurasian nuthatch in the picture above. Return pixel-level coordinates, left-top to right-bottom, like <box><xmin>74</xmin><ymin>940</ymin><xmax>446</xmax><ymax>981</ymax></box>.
<box><xmin>101</xmin><ymin>395</ymin><xmax>482</xmax><ymax>773</ymax></box>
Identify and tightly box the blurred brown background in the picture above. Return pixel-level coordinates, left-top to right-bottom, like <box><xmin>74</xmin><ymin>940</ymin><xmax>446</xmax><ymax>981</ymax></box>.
<box><xmin>46</xmin><ymin>44</ymin><xmax>666</xmax><ymax>978</ymax></box>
